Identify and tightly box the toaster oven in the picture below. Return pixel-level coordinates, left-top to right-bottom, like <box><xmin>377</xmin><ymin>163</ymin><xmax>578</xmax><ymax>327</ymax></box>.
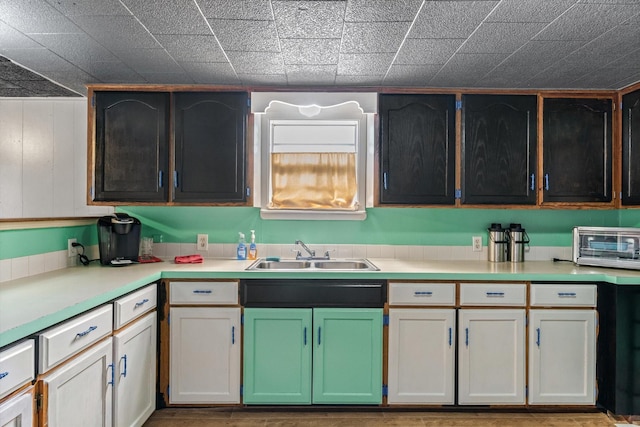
<box><xmin>572</xmin><ymin>226</ymin><xmax>640</xmax><ymax>270</ymax></box>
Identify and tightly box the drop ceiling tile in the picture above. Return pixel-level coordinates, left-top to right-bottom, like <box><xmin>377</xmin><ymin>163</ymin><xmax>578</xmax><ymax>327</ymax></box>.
<box><xmin>334</xmin><ymin>74</ymin><xmax>383</xmax><ymax>86</ymax></box>
<box><xmin>486</xmin><ymin>0</ymin><xmax>578</xmax><ymax>23</ymax></box>
<box><xmin>410</xmin><ymin>1</ymin><xmax>497</xmax><ymax>39</ymax></box>
<box><xmin>394</xmin><ymin>39</ymin><xmax>462</xmax><ymax>65</ymax></box>
<box><xmin>430</xmin><ymin>54</ymin><xmax>509</xmax><ymax>87</ymax></box>
<box><xmin>28</xmin><ymin>33</ymin><xmax>119</xmax><ymax>65</ymax></box>
<box><xmin>226</xmin><ymin>51</ymin><xmax>284</xmax><ymax>74</ymax></box>
<box><xmin>207</xmin><ymin>19</ymin><xmax>279</xmax><ymax>51</ymax></box>
<box><xmin>122</xmin><ymin>0</ymin><xmax>211</xmax><ymax>35</ymax></box>
<box><xmin>272</xmin><ymin>0</ymin><xmax>345</xmax><ymax>39</ymax></box>
<box><xmin>238</xmin><ymin>73</ymin><xmax>288</xmax><ymax>85</ymax></box>
<box><xmin>342</xmin><ymin>22</ymin><xmax>411</xmax><ymax>54</ymax></box>
<box><xmin>337</xmin><ymin>53</ymin><xmax>394</xmax><ymax>76</ymax></box>
<box><xmin>459</xmin><ymin>22</ymin><xmax>547</xmax><ymax>54</ymax></box>
<box><xmin>383</xmin><ymin>64</ymin><xmax>442</xmax><ymax>86</ymax></box>
<box><xmin>0</xmin><ymin>22</ymin><xmax>42</xmax><ymax>49</ymax></box>
<box><xmin>344</xmin><ymin>0</ymin><xmax>423</xmax><ymax>22</ymax></box>
<box><xmin>0</xmin><ymin>61</ymin><xmax>44</xmax><ymax>81</ymax></box>
<box><xmin>155</xmin><ymin>35</ymin><xmax>227</xmax><ymax>62</ymax></box>
<box><xmin>280</xmin><ymin>39</ymin><xmax>340</xmax><ymax>65</ymax></box>
<box><xmin>111</xmin><ymin>49</ymin><xmax>183</xmax><ymax>74</ymax></box>
<box><xmin>0</xmin><ymin>48</ymin><xmax>74</xmax><ymax>72</ymax></box>
<box><xmin>81</xmin><ymin>61</ymin><xmax>144</xmax><ymax>82</ymax></box>
<box><xmin>0</xmin><ymin>0</ymin><xmax>82</xmax><ymax>34</ymax></box>
<box><xmin>534</xmin><ymin>2</ymin><xmax>640</xmax><ymax>41</ymax></box>
<box><xmin>285</xmin><ymin>65</ymin><xmax>336</xmax><ymax>85</ymax></box>
<box><xmin>197</xmin><ymin>0</ymin><xmax>273</xmax><ymax>20</ymax></box>
<box><xmin>138</xmin><ymin>72</ymin><xmax>195</xmax><ymax>84</ymax></box>
<box><xmin>524</xmin><ymin>60</ymin><xmax>592</xmax><ymax>88</ymax></box>
<box><xmin>45</xmin><ymin>0</ymin><xmax>130</xmax><ymax>16</ymax></box>
<box><xmin>69</xmin><ymin>15</ymin><xmax>159</xmax><ymax>49</ymax></box>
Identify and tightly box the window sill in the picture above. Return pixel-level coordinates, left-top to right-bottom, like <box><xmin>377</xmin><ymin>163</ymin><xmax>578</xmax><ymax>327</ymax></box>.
<box><xmin>260</xmin><ymin>209</ymin><xmax>367</xmax><ymax>221</ymax></box>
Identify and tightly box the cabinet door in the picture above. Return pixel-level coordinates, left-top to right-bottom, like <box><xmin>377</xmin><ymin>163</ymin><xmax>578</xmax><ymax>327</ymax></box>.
<box><xmin>113</xmin><ymin>312</ymin><xmax>156</xmax><ymax>427</ymax></box>
<box><xmin>169</xmin><ymin>307</ymin><xmax>240</xmax><ymax>404</ymax></box>
<box><xmin>529</xmin><ymin>310</ymin><xmax>596</xmax><ymax>405</ymax></box>
<box><xmin>0</xmin><ymin>387</ymin><xmax>34</xmax><ymax>427</ymax></box>
<box><xmin>458</xmin><ymin>309</ymin><xmax>525</xmax><ymax>405</ymax></box>
<box><xmin>542</xmin><ymin>98</ymin><xmax>612</xmax><ymax>203</ymax></box>
<box><xmin>379</xmin><ymin>94</ymin><xmax>456</xmax><ymax>205</ymax></box>
<box><xmin>173</xmin><ymin>92</ymin><xmax>247</xmax><ymax>203</ymax></box>
<box><xmin>622</xmin><ymin>89</ymin><xmax>640</xmax><ymax>205</ymax></box>
<box><xmin>312</xmin><ymin>308</ymin><xmax>383</xmax><ymax>404</ymax></box>
<box><xmin>94</xmin><ymin>91</ymin><xmax>170</xmax><ymax>202</ymax></box>
<box><xmin>42</xmin><ymin>339</ymin><xmax>113</xmax><ymax>427</ymax></box>
<box><xmin>462</xmin><ymin>95</ymin><xmax>537</xmax><ymax>205</ymax></box>
<box><xmin>388</xmin><ymin>309</ymin><xmax>455</xmax><ymax>404</ymax></box>
<box><xmin>243</xmin><ymin>308</ymin><xmax>312</xmax><ymax>404</ymax></box>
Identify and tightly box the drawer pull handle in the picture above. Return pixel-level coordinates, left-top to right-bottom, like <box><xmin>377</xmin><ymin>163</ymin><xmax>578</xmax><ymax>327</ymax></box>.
<box><xmin>193</xmin><ymin>290</ymin><xmax>212</xmax><ymax>294</ymax></box>
<box><xmin>75</xmin><ymin>325</ymin><xmax>97</xmax><ymax>339</ymax></box>
<box><xmin>304</xmin><ymin>327</ymin><xmax>307</xmax><ymax>346</ymax></box>
<box><xmin>107</xmin><ymin>363</ymin><xmax>114</xmax><ymax>386</ymax></box>
<box><xmin>486</xmin><ymin>292</ymin><xmax>505</xmax><ymax>297</ymax></box>
<box><xmin>318</xmin><ymin>327</ymin><xmax>322</xmax><ymax>346</ymax></box>
<box><xmin>414</xmin><ymin>291</ymin><xmax>433</xmax><ymax>296</ymax></box>
<box><xmin>465</xmin><ymin>328</ymin><xmax>469</xmax><ymax>347</ymax></box>
<box><xmin>0</xmin><ymin>372</ymin><xmax>8</xmax><ymax>380</ymax></box>
<box><xmin>120</xmin><ymin>355</ymin><xmax>127</xmax><ymax>378</ymax></box>
<box><xmin>134</xmin><ymin>298</ymin><xmax>149</xmax><ymax>308</ymax></box>
<box><xmin>558</xmin><ymin>292</ymin><xmax>577</xmax><ymax>297</ymax></box>
<box><xmin>536</xmin><ymin>328</ymin><xmax>541</xmax><ymax>347</ymax></box>
<box><xmin>448</xmin><ymin>327</ymin><xmax>452</xmax><ymax>347</ymax></box>
<box><xmin>232</xmin><ymin>326</ymin><xmax>235</xmax><ymax>345</ymax></box>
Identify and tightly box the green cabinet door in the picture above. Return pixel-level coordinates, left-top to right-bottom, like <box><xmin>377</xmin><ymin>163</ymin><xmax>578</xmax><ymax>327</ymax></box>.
<box><xmin>312</xmin><ymin>308</ymin><xmax>383</xmax><ymax>404</ymax></box>
<box><xmin>243</xmin><ymin>308</ymin><xmax>312</xmax><ymax>404</ymax></box>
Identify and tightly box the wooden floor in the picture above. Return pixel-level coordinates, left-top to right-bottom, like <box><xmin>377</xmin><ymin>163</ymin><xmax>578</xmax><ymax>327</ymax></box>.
<box><xmin>143</xmin><ymin>408</ymin><xmax>635</xmax><ymax>427</ymax></box>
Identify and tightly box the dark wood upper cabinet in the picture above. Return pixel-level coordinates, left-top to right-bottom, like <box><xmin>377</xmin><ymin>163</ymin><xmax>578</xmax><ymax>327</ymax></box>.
<box><xmin>379</xmin><ymin>94</ymin><xmax>456</xmax><ymax>205</ymax></box>
<box><xmin>94</xmin><ymin>91</ymin><xmax>170</xmax><ymax>202</ymax></box>
<box><xmin>622</xmin><ymin>89</ymin><xmax>640</xmax><ymax>205</ymax></box>
<box><xmin>542</xmin><ymin>98</ymin><xmax>613</xmax><ymax>203</ymax></box>
<box><xmin>173</xmin><ymin>92</ymin><xmax>247</xmax><ymax>203</ymax></box>
<box><xmin>462</xmin><ymin>95</ymin><xmax>537</xmax><ymax>205</ymax></box>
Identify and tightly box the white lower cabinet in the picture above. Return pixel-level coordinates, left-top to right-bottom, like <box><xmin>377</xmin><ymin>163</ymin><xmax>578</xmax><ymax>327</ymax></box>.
<box><xmin>388</xmin><ymin>309</ymin><xmax>455</xmax><ymax>404</ymax></box>
<box><xmin>0</xmin><ymin>387</ymin><xmax>34</xmax><ymax>427</ymax></box>
<box><xmin>458</xmin><ymin>309</ymin><xmax>526</xmax><ymax>405</ymax></box>
<box><xmin>113</xmin><ymin>311</ymin><xmax>157</xmax><ymax>427</ymax></box>
<box><xmin>169</xmin><ymin>307</ymin><xmax>240</xmax><ymax>404</ymax></box>
<box><xmin>41</xmin><ymin>338</ymin><xmax>113</xmax><ymax>427</ymax></box>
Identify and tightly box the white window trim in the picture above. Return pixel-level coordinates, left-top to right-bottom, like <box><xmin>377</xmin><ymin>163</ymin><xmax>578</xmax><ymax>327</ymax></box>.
<box><xmin>252</xmin><ymin>93</ymin><xmax>376</xmax><ymax>221</ymax></box>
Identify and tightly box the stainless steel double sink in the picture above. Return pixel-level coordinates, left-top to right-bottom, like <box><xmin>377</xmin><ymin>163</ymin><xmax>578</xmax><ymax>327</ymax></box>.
<box><xmin>246</xmin><ymin>258</ymin><xmax>379</xmax><ymax>271</ymax></box>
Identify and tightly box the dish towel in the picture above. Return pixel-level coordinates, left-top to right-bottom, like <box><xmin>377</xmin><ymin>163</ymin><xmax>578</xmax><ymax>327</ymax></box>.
<box><xmin>174</xmin><ymin>254</ymin><xmax>204</xmax><ymax>264</ymax></box>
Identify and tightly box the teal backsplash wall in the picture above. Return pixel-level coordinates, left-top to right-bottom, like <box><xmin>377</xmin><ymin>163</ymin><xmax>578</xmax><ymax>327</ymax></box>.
<box><xmin>2</xmin><ymin>206</ymin><xmax>633</xmax><ymax>260</ymax></box>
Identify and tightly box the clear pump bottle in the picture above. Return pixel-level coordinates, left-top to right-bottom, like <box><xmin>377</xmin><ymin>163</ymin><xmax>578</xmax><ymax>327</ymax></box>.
<box><xmin>248</xmin><ymin>230</ymin><xmax>257</xmax><ymax>260</ymax></box>
<box><xmin>237</xmin><ymin>232</ymin><xmax>247</xmax><ymax>260</ymax></box>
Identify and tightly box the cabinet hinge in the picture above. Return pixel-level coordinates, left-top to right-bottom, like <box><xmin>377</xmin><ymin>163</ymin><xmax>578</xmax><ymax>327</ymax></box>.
<box><xmin>36</xmin><ymin>393</ymin><xmax>43</xmax><ymax>411</ymax></box>
<box><xmin>241</xmin><ymin>314</ymin><xmax>244</xmax><ymax>325</ymax></box>
<box><xmin>90</xmin><ymin>186</ymin><xmax>94</xmax><ymax>199</ymax></box>
<box><xmin>455</xmin><ymin>100</ymin><xmax>462</xmax><ymax>110</ymax></box>
<box><xmin>167</xmin><ymin>313</ymin><xmax>170</xmax><ymax>325</ymax></box>
<box><xmin>525</xmin><ymin>314</ymin><xmax>528</xmax><ymax>327</ymax></box>
<box><xmin>247</xmin><ymin>97</ymin><xmax>251</xmax><ymax>107</ymax></box>
<box><xmin>382</xmin><ymin>385</ymin><xmax>388</xmax><ymax>396</ymax></box>
<box><xmin>383</xmin><ymin>314</ymin><xmax>389</xmax><ymax>326</ymax></box>
<box><xmin>246</xmin><ymin>187</ymin><xmax>251</xmax><ymax>197</ymax></box>
<box><xmin>525</xmin><ymin>386</ymin><xmax>528</xmax><ymax>398</ymax></box>
<box><xmin>240</xmin><ymin>385</ymin><xmax>244</xmax><ymax>396</ymax></box>
<box><xmin>91</xmin><ymin>94</ymin><xmax>95</xmax><ymax>108</ymax></box>
<box><xmin>167</xmin><ymin>386</ymin><xmax>170</xmax><ymax>398</ymax></box>
<box><xmin>455</xmin><ymin>189</ymin><xmax>462</xmax><ymax>199</ymax></box>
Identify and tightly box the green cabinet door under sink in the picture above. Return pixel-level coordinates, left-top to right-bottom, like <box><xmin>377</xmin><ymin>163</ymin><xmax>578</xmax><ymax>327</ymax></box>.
<box><xmin>243</xmin><ymin>308</ymin><xmax>383</xmax><ymax>405</ymax></box>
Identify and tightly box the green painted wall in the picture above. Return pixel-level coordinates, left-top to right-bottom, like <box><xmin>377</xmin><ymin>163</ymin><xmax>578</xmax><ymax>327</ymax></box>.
<box><xmin>1</xmin><ymin>206</ymin><xmax>632</xmax><ymax>261</ymax></box>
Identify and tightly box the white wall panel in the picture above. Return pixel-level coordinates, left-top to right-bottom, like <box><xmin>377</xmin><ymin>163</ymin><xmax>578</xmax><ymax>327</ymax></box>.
<box><xmin>22</xmin><ymin>101</ymin><xmax>54</xmax><ymax>217</ymax></box>
<box><xmin>53</xmin><ymin>101</ymin><xmax>75</xmax><ymax>217</ymax></box>
<box><xmin>0</xmin><ymin>100</ymin><xmax>24</xmax><ymax>218</ymax></box>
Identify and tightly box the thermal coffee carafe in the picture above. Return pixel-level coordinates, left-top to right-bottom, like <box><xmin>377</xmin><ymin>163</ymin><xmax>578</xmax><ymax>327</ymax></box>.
<box><xmin>487</xmin><ymin>223</ymin><xmax>508</xmax><ymax>262</ymax></box>
<box><xmin>507</xmin><ymin>223</ymin><xmax>530</xmax><ymax>263</ymax></box>
<box><xmin>97</xmin><ymin>213</ymin><xmax>141</xmax><ymax>266</ymax></box>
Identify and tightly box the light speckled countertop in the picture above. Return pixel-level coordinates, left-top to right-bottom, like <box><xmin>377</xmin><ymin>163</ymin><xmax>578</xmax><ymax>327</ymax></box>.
<box><xmin>1</xmin><ymin>258</ymin><xmax>639</xmax><ymax>348</ymax></box>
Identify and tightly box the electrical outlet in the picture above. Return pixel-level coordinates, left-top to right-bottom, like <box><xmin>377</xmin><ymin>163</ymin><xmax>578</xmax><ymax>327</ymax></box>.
<box><xmin>68</xmin><ymin>238</ymin><xmax>77</xmax><ymax>257</ymax></box>
<box><xmin>197</xmin><ymin>234</ymin><xmax>208</xmax><ymax>251</ymax></box>
<box><xmin>472</xmin><ymin>236</ymin><xmax>482</xmax><ymax>252</ymax></box>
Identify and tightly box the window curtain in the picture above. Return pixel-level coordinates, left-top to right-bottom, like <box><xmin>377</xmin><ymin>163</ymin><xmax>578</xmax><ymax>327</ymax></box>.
<box><xmin>269</xmin><ymin>152</ymin><xmax>357</xmax><ymax>210</ymax></box>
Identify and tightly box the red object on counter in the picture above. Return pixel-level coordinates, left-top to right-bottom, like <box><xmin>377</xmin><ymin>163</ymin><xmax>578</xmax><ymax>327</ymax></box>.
<box><xmin>138</xmin><ymin>256</ymin><xmax>163</xmax><ymax>263</ymax></box>
<box><xmin>174</xmin><ymin>254</ymin><xmax>204</xmax><ymax>264</ymax></box>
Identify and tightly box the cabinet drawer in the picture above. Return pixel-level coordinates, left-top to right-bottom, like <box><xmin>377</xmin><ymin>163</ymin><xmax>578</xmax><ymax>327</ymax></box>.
<box><xmin>388</xmin><ymin>282</ymin><xmax>455</xmax><ymax>306</ymax></box>
<box><xmin>170</xmin><ymin>281</ymin><xmax>238</xmax><ymax>305</ymax></box>
<box><xmin>114</xmin><ymin>284</ymin><xmax>157</xmax><ymax>329</ymax></box>
<box><xmin>460</xmin><ymin>283</ymin><xmax>526</xmax><ymax>306</ymax></box>
<box><xmin>0</xmin><ymin>340</ymin><xmax>34</xmax><ymax>400</ymax></box>
<box><xmin>38</xmin><ymin>305</ymin><xmax>113</xmax><ymax>373</ymax></box>
<box><xmin>530</xmin><ymin>284</ymin><xmax>597</xmax><ymax>307</ymax></box>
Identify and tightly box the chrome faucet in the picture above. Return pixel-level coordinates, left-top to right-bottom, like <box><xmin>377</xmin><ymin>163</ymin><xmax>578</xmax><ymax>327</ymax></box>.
<box><xmin>294</xmin><ymin>240</ymin><xmax>332</xmax><ymax>260</ymax></box>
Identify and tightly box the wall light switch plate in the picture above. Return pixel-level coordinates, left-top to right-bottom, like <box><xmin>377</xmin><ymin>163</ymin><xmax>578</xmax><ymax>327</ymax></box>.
<box><xmin>197</xmin><ymin>234</ymin><xmax>208</xmax><ymax>251</ymax></box>
<box><xmin>472</xmin><ymin>236</ymin><xmax>482</xmax><ymax>252</ymax></box>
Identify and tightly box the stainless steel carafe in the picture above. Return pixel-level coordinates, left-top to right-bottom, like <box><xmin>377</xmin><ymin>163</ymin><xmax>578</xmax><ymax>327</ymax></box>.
<box><xmin>507</xmin><ymin>223</ymin><xmax>530</xmax><ymax>263</ymax></box>
<box><xmin>488</xmin><ymin>223</ymin><xmax>508</xmax><ymax>262</ymax></box>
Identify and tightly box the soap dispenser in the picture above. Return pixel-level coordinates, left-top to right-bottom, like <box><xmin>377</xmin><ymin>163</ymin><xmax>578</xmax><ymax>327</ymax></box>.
<box><xmin>237</xmin><ymin>232</ymin><xmax>247</xmax><ymax>260</ymax></box>
<box><xmin>248</xmin><ymin>230</ymin><xmax>257</xmax><ymax>260</ymax></box>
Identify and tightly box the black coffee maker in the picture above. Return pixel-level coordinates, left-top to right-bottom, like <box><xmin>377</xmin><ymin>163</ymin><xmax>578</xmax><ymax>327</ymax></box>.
<box><xmin>97</xmin><ymin>213</ymin><xmax>141</xmax><ymax>266</ymax></box>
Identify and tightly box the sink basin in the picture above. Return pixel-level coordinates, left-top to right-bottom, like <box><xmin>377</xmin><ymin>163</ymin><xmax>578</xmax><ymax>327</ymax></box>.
<box><xmin>246</xmin><ymin>258</ymin><xmax>379</xmax><ymax>271</ymax></box>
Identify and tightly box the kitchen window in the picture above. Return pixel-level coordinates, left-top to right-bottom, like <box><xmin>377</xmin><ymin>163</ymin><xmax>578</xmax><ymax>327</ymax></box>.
<box><xmin>252</xmin><ymin>93</ymin><xmax>376</xmax><ymax>220</ymax></box>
